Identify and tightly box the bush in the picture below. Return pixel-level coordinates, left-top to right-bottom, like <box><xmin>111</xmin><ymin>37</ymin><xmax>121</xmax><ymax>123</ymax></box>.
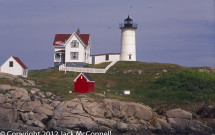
<box><xmin>154</xmin><ymin>70</ymin><xmax>215</xmax><ymax>92</ymax></box>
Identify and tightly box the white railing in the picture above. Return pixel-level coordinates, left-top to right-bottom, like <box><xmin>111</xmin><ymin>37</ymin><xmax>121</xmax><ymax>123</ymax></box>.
<box><xmin>105</xmin><ymin>61</ymin><xmax>117</xmax><ymax>70</ymax></box>
<box><xmin>59</xmin><ymin>64</ymin><xmax>65</xmax><ymax>70</ymax></box>
<box><xmin>59</xmin><ymin>61</ymin><xmax>117</xmax><ymax>73</ymax></box>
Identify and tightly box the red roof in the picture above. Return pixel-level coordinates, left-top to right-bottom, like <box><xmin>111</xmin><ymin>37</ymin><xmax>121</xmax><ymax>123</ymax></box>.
<box><xmin>12</xmin><ymin>56</ymin><xmax>28</xmax><ymax>69</ymax></box>
<box><xmin>53</xmin><ymin>34</ymin><xmax>71</xmax><ymax>46</ymax></box>
<box><xmin>76</xmin><ymin>33</ymin><xmax>90</xmax><ymax>45</ymax></box>
<box><xmin>56</xmin><ymin>50</ymin><xmax>65</xmax><ymax>52</ymax></box>
<box><xmin>53</xmin><ymin>33</ymin><xmax>90</xmax><ymax>46</ymax></box>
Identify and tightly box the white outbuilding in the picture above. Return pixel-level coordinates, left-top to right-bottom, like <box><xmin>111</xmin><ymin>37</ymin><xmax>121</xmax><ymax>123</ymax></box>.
<box><xmin>0</xmin><ymin>56</ymin><xmax>28</xmax><ymax>77</ymax></box>
<box><xmin>90</xmin><ymin>53</ymin><xmax>120</xmax><ymax>65</ymax></box>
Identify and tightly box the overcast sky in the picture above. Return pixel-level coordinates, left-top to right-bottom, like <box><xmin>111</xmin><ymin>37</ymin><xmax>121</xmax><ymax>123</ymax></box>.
<box><xmin>0</xmin><ymin>0</ymin><xmax>214</xmax><ymax>70</ymax></box>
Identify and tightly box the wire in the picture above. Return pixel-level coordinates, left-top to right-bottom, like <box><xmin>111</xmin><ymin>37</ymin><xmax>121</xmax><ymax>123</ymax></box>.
<box><xmin>128</xmin><ymin>0</ymin><xmax>133</xmax><ymax>16</ymax></box>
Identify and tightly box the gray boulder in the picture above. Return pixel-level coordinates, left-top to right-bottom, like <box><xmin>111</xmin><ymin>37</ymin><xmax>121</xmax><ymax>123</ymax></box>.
<box><xmin>166</xmin><ymin>108</ymin><xmax>192</xmax><ymax>120</ymax></box>
<box><xmin>166</xmin><ymin>108</ymin><xmax>212</xmax><ymax>133</ymax></box>
<box><xmin>26</xmin><ymin>120</ymin><xmax>45</xmax><ymax>129</ymax></box>
<box><xmin>0</xmin><ymin>84</ymin><xmax>12</xmax><ymax>91</ymax></box>
<box><xmin>34</xmin><ymin>106</ymin><xmax>53</xmax><ymax>116</ymax></box>
<box><xmin>0</xmin><ymin>108</ymin><xmax>16</xmax><ymax>122</ymax></box>
<box><xmin>166</xmin><ymin>108</ymin><xmax>192</xmax><ymax>131</ymax></box>
<box><xmin>104</xmin><ymin>99</ymin><xmax>152</xmax><ymax>121</ymax></box>
<box><xmin>188</xmin><ymin>120</ymin><xmax>212</xmax><ymax>134</ymax></box>
<box><xmin>81</xmin><ymin>98</ymin><xmax>105</xmax><ymax>118</ymax></box>
<box><xmin>45</xmin><ymin>92</ymin><xmax>53</xmax><ymax>97</ymax></box>
<box><xmin>116</xmin><ymin>122</ymin><xmax>128</xmax><ymax>132</ymax></box>
<box><xmin>26</xmin><ymin>80</ymin><xmax>36</xmax><ymax>86</ymax></box>
<box><xmin>153</xmin><ymin>117</ymin><xmax>175</xmax><ymax>132</ymax></box>
<box><xmin>21</xmin><ymin>101</ymin><xmax>41</xmax><ymax>111</ymax></box>
<box><xmin>10</xmin><ymin>87</ymin><xmax>30</xmax><ymax>102</ymax></box>
<box><xmin>0</xmin><ymin>94</ymin><xmax>6</xmax><ymax>104</ymax></box>
<box><xmin>167</xmin><ymin>117</ymin><xmax>190</xmax><ymax>131</ymax></box>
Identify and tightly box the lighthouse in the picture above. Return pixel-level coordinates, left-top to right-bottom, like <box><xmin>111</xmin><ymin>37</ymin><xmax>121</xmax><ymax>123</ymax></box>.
<box><xmin>120</xmin><ymin>16</ymin><xmax>137</xmax><ymax>61</ymax></box>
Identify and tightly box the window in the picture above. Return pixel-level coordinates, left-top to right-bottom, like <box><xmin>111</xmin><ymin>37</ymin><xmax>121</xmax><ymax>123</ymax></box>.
<box><xmin>71</xmin><ymin>40</ymin><xmax>79</xmax><ymax>48</ymax></box>
<box><xmin>9</xmin><ymin>61</ymin><xmax>13</xmax><ymax>67</ymax></box>
<box><xmin>106</xmin><ymin>55</ymin><xmax>109</xmax><ymax>61</ymax></box>
<box><xmin>129</xmin><ymin>54</ymin><xmax>132</xmax><ymax>60</ymax></box>
<box><xmin>71</xmin><ymin>52</ymin><xmax>79</xmax><ymax>60</ymax></box>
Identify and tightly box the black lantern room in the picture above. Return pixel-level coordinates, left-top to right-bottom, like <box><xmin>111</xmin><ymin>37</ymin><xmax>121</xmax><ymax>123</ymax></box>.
<box><xmin>120</xmin><ymin>16</ymin><xmax>137</xmax><ymax>29</ymax></box>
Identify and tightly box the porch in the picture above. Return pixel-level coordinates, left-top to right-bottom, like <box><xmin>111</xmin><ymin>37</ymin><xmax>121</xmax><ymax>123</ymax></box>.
<box><xmin>54</xmin><ymin>50</ymin><xmax>65</xmax><ymax>66</ymax></box>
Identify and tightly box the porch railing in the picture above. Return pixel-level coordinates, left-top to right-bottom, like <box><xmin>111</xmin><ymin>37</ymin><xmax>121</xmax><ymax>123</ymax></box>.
<box><xmin>59</xmin><ymin>61</ymin><xmax>117</xmax><ymax>73</ymax></box>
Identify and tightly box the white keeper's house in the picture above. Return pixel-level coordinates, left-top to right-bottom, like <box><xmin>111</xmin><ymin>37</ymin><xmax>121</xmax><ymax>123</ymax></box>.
<box><xmin>53</xmin><ymin>28</ymin><xmax>91</xmax><ymax>67</ymax></box>
<box><xmin>53</xmin><ymin>16</ymin><xmax>137</xmax><ymax>67</ymax></box>
<box><xmin>0</xmin><ymin>56</ymin><xmax>28</xmax><ymax>77</ymax></box>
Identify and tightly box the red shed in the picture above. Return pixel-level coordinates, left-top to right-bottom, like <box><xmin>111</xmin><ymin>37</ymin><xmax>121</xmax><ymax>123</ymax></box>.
<box><xmin>74</xmin><ymin>73</ymin><xmax>95</xmax><ymax>93</ymax></box>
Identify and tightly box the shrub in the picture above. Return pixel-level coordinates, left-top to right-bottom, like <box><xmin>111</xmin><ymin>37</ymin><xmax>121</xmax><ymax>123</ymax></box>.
<box><xmin>154</xmin><ymin>69</ymin><xmax>215</xmax><ymax>92</ymax></box>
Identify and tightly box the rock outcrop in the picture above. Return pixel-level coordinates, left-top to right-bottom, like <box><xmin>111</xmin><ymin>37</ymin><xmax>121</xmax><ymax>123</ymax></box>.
<box><xmin>0</xmin><ymin>72</ymin><xmax>36</xmax><ymax>86</ymax></box>
<box><xmin>0</xmin><ymin>84</ymin><xmax>214</xmax><ymax>134</ymax></box>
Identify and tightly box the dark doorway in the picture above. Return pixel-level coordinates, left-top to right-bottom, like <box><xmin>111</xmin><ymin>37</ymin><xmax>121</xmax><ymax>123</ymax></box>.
<box><xmin>129</xmin><ymin>54</ymin><xmax>132</xmax><ymax>60</ymax></box>
<box><xmin>92</xmin><ymin>56</ymin><xmax>95</xmax><ymax>64</ymax></box>
<box><xmin>106</xmin><ymin>55</ymin><xmax>109</xmax><ymax>61</ymax></box>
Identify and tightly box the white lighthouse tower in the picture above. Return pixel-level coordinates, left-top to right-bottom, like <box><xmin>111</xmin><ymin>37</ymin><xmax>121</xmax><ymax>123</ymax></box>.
<box><xmin>120</xmin><ymin>16</ymin><xmax>137</xmax><ymax>61</ymax></box>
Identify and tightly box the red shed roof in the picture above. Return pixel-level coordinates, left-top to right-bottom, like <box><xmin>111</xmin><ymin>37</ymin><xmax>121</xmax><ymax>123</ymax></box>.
<box><xmin>74</xmin><ymin>73</ymin><xmax>95</xmax><ymax>82</ymax></box>
<box><xmin>12</xmin><ymin>56</ymin><xmax>28</xmax><ymax>69</ymax></box>
<box><xmin>53</xmin><ymin>33</ymin><xmax>90</xmax><ymax>46</ymax></box>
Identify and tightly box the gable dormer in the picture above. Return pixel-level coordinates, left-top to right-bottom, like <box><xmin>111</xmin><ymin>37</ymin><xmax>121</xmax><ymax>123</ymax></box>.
<box><xmin>60</xmin><ymin>29</ymin><xmax>90</xmax><ymax>48</ymax></box>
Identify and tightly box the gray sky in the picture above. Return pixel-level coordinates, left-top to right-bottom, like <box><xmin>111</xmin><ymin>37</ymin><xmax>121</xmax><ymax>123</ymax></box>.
<box><xmin>0</xmin><ymin>0</ymin><xmax>214</xmax><ymax>69</ymax></box>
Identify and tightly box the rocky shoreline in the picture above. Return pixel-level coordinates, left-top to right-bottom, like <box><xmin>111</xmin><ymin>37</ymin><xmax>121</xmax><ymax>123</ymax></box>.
<box><xmin>0</xmin><ymin>84</ymin><xmax>214</xmax><ymax>134</ymax></box>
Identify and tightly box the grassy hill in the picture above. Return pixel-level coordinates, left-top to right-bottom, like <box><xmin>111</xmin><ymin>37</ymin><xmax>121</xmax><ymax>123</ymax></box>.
<box><xmin>26</xmin><ymin>61</ymin><xmax>215</xmax><ymax>107</ymax></box>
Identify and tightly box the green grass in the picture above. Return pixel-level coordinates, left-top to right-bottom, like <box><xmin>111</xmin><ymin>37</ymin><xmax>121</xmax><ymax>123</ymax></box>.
<box><xmin>84</xmin><ymin>62</ymin><xmax>111</xmax><ymax>68</ymax></box>
<box><xmin>28</xmin><ymin>67</ymin><xmax>79</xmax><ymax>99</ymax></box>
<box><xmin>25</xmin><ymin>62</ymin><xmax>215</xmax><ymax>107</ymax></box>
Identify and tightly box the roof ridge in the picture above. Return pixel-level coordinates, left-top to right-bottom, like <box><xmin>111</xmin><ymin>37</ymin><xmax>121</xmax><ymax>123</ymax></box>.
<box><xmin>74</xmin><ymin>72</ymin><xmax>94</xmax><ymax>82</ymax></box>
